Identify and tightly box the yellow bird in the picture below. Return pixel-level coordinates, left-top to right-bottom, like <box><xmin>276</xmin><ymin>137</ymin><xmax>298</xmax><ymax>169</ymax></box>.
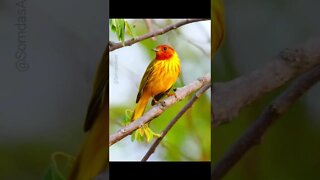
<box><xmin>131</xmin><ymin>44</ymin><xmax>181</xmax><ymax>142</ymax></box>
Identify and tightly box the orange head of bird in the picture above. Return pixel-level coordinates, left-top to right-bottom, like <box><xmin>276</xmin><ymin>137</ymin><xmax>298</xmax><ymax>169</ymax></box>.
<box><xmin>153</xmin><ymin>44</ymin><xmax>175</xmax><ymax>60</ymax></box>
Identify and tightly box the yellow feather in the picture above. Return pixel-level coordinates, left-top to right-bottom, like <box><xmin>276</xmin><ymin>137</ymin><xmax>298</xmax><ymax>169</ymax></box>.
<box><xmin>131</xmin><ymin>45</ymin><xmax>181</xmax><ymax>142</ymax></box>
<box><xmin>212</xmin><ymin>0</ymin><xmax>225</xmax><ymax>57</ymax></box>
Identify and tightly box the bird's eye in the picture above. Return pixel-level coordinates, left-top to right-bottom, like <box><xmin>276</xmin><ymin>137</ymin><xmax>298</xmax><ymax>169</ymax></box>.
<box><xmin>163</xmin><ymin>47</ymin><xmax>167</xmax><ymax>51</ymax></box>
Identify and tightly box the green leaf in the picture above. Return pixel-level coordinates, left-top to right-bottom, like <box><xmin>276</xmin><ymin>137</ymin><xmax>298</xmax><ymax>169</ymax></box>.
<box><xmin>125</xmin><ymin>21</ymin><xmax>136</xmax><ymax>38</ymax></box>
<box><xmin>145</xmin><ymin>128</ymin><xmax>152</xmax><ymax>142</ymax></box>
<box><xmin>131</xmin><ymin>131</ymin><xmax>136</xmax><ymax>142</ymax></box>
<box><xmin>109</xmin><ymin>19</ymin><xmax>117</xmax><ymax>32</ymax></box>
<box><xmin>109</xmin><ymin>19</ymin><xmax>126</xmax><ymax>45</ymax></box>
<box><xmin>121</xmin><ymin>109</ymin><xmax>132</xmax><ymax>126</ymax></box>
<box><xmin>117</xmin><ymin>19</ymin><xmax>125</xmax><ymax>45</ymax></box>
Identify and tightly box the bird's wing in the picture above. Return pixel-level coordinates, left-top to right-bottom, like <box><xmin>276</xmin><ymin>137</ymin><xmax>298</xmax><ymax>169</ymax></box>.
<box><xmin>84</xmin><ymin>47</ymin><xmax>108</xmax><ymax>132</ymax></box>
<box><xmin>136</xmin><ymin>60</ymin><xmax>156</xmax><ymax>103</ymax></box>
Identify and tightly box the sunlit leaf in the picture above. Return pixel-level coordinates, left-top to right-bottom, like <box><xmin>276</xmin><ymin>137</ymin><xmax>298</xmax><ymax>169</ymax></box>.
<box><xmin>145</xmin><ymin>127</ymin><xmax>152</xmax><ymax>142</ymax></box>
<box><xmin>125</xmin><ymin>21</ymin><xmax>137</xmax><ymax>38</ymax></box>
<box><xmin>109</xmin><ymin>19</ymin><xmax>126</xmax><ymax>45</ymax></box>
<box><xmin>121</xmin><ymin>109</ymin><xmax>133</xmax><ymax>126</ymax></box>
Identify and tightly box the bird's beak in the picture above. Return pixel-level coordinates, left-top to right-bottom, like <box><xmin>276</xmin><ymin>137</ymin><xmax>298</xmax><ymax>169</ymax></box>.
<box><xmin>152</xmin><ymin>48</ymin><xmax>159</xmax><ymax>52</ymax></box>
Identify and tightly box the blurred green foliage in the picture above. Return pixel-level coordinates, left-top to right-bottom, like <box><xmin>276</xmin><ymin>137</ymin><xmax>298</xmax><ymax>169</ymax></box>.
<box><xmin>212</xmin><ymin>0</ymin><xmax>320</xmax><ymax>178</ymax></box>
<box><xmin>0</xmin><ymin>142</ymin><xmax>75</xmax><ymax>180</ymax></box>
<box><xmin>43</xmin><ymin>152</ymin><xmax>74</xmax><ymax>180</ymax></box>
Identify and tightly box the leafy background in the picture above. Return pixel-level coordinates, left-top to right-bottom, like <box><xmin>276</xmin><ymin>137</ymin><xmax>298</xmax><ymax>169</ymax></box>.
<box><xmin>109</xmin><ymin>19</ymin><xmax>211</xmax><ymax>161</ymax></box>
<box><xmin>0</xmin><ymin>0</ymin><xmax>106</xmax><ymax>179</ymax></box>
<box><xmin>213</xmin><ymin>0</ymin><xmax>320</xmax><ymax>179</ymax></box>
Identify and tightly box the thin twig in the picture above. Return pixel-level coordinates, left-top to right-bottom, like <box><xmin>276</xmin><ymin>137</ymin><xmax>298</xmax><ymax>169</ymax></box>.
<box><xmin>109</xmin><ymin>19</ymin><xmax>209</xmax><ymax>52</ymax></box>
<box><xmin>141</xmin><ymin>83</ymin><xmax>211</xmax><ymax>161</ymax></box>
<box><xmin>109</xmin><ymin>73</ymin><xmax>211</xmax><ymax>146</ymax></box>
<box><xmin>213</xmin><ymin>37</ymin><xmax>320</xmax><ymax>127</ymax></box>
<box><xmin>144</xmin><ymin>19</ymin><xmax>156</xmax><ymax>41</ymax></box>
<box><xmin>212</xmin><ymin>65</ymin><xmax>320</xmax><ymax>180</ymax></box>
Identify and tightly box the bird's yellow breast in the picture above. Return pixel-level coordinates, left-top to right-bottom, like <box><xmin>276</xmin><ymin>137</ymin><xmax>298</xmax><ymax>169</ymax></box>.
<box><xmin>145</xmin><ymin>52</ymin><xmax>180</xmax><ymax>97</ymax></box>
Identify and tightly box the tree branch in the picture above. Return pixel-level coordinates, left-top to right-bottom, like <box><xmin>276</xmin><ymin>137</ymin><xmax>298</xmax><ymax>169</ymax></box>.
<box><xmin>109</xmin><ymin>19</ymin><xmax>208</xmax><ymax>52</ymax></box>
<box><xmin>109</xmin><ymin>73</ymin><xmax>211</xmax><ymax>146</ymax></box>
<box><xmin>144</xmin><ymin>19</ymin><xmax>156</xmax><ymax>41</ymax></box>
<box><xmin>213</xmin><ymin>37</ymin><xmax>320</xmax><ymax>127</ymax></box>
<box><xmin>141</xmin><ymin>83</ymin><xmax>211</xmax><ymax>161</ymax></box>
<box><xmin>212</xmin><ymin>64</ymin><xmax>320</xmax><ymax>180</ymax></box>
